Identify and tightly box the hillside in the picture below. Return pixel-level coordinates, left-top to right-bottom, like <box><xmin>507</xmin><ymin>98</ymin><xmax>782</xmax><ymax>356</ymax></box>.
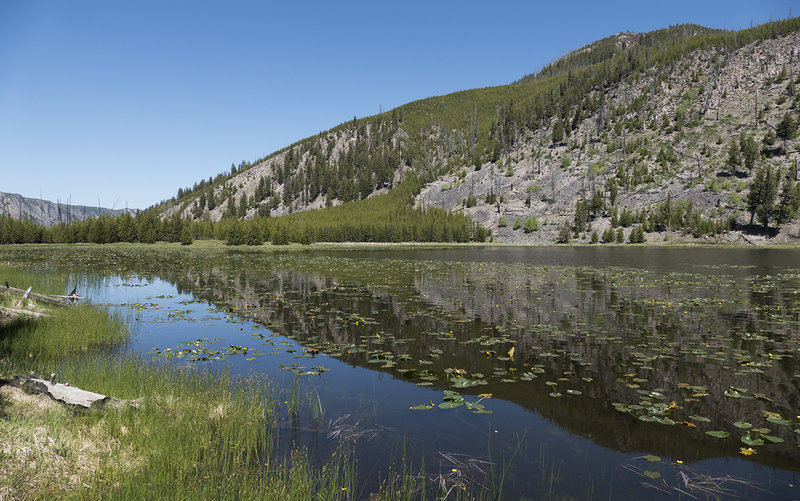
<box><xmin>0</xmin><ymin>191</ymin><xmax>136</xmax><ymax>228</ymax></box>
<box><xmin>160</xmin><ymin>18</ymin><xmax>800</xmax><ymax>244</ymax></box>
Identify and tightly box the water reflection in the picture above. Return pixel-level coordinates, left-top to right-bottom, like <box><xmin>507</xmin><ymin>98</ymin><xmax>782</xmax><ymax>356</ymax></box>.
<box><xmin>7</xmin><ymin>245</ymin><xmax>800</xmax><ymax>499</ymax></box>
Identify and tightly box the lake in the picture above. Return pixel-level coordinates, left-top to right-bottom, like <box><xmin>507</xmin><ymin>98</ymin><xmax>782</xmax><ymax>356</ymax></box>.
<box><xmin>4</xmin><ymin>244</ymin><xmax>800</xmax><ymax>499</ymax></box>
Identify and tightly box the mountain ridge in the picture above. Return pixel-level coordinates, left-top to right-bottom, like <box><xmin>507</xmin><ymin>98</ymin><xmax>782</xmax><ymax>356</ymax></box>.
<box><xmin>0</xmin><ymin>191</ymin><xmax>136</xmax><ymax>227</ymax></box>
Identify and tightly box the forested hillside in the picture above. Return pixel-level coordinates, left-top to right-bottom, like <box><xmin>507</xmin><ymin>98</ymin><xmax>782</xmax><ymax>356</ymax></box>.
<box><xmin>4</xmin><ymin>18</ymin><xmax>799</xmax><ymax>245</ymax></box>
<box><xmin>150</xmin><ymin>17</ymin><xmax>800</xmax><ymax>245</ymax></box>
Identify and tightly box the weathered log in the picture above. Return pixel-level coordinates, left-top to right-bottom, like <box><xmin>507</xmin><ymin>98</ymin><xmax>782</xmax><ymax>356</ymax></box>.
<box><xmin>2</xmin><ymin>286</ymin><xmax>71</xmax><ymax>307</ymax></box>
<box><xmin>12</xmin><ymin>375</ymin><xmax>109</xmax><ymax>410</ymax></box>
<box><xmin>0</xmin><ymin>306</ymin><xmax>51</xmax><ymax>319</ymax></box>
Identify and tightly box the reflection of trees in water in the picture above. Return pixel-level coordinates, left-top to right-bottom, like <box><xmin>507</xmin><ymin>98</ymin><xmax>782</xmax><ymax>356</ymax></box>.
<box><xmin>60</xmin><ymin>248</ymin><xmax>800</xmax><ymax>468</ymax></box>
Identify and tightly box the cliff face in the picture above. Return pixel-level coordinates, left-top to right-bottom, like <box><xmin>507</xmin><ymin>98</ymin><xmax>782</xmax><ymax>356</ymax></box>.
<box><xmin>0</xmin><ymin>191</ymin><xmax>136</xmax><ymax>227</ymax></box>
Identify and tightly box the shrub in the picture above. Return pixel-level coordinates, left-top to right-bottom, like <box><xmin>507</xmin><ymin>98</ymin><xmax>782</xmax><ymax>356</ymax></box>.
<box><xmin>524</xmin><ymin>217</ymin><xmax>540</xmax><ymax>233</ymax></box>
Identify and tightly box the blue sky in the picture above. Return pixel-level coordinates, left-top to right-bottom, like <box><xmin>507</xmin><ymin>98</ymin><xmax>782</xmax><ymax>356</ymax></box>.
<box><xmin>1</xmin><ymin>0</ymin><xmax>797</xmax><ymax>209</ymax></box>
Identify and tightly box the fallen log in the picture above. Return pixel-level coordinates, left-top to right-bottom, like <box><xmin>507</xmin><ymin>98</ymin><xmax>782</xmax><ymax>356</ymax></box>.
<box><xmin>9</xmin><ymin>373</ymin><xmax>142</xmax><ymax>411</ymax></box>
<box><xmin>0</xmin><ymin>306</ymin><xmax>51</xmax><ymax>319</ymax></box>
<box><xmin>2</xmin><ymin>285</ymin><xmax>71</xmax><ymax>307</ymax></box>
<box><xmin>12</xmin><ymin>374</ymin><xmax>109</xmax><ymax>410</ymax></box>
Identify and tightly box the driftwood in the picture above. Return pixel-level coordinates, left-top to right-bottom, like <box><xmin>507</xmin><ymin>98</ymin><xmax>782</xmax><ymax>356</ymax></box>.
<box><xmin>12</xmin><ymin>374</ymin><xmax>109</xmax><ymax>410</ymax></box>
<box><xmin>9</xmin><ymin>373</ymin><xmax>141</xmax><ymax>411</ymax></box>
<box><xmin>2</xmin><ymin>285</ymin><xmax>73</xmax><ymax>307</ymax></box>
<box><xmin>0</xmin><ymin>306</ymin><xmax>51</xmax><ymax>319</ymax></box>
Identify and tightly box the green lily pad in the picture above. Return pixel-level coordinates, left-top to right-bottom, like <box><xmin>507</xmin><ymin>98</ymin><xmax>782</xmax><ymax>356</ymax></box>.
<box><xmin>733</xmin><ymin>421</ymin><xmax>752</xmax><ymax>429</ymax></box>
<box><xmin>643</xmin><ymin>470</ymin><xmax>661</xmax><ymax>479</ymax></box>
<box><xmin>706</xmin><ymin>431</ymin><xmax>730</xmax><ymax>438</ymax></box>
<box><xmin>762</xmin><ymin>435</ymin><xmax>784</xmax><ymax>443</ymax></box>
<box><xmin>409</xmin><ymin>403</ymin><xmax>435</xmax><ymax>411</ymax></box>
<box><xmin>689</xmin><ymin>415</ymin><xmax>711</xmax><ymax>423</ymax></box>
<box><xmin>438</xmin><ymin>401</ymin><xmax>464</xmax><ymax>409</ymax></box>
<box><xmin>767</xmin><ymin>416</ymin><xmax>791</xmax><ymax>425</ymax></box>
<box><xmin>741</xmin><ymin>434</ymin><xmax>765</xmax><ymax>446</ymax></box>
<box><xmin>643</xmin><ymin>455</ymin><xmax>661</xmax><ymax>463</ymax></box>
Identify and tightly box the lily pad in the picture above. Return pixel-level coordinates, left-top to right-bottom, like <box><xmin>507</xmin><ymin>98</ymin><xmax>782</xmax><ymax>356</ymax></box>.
<box><xmin>642</xmin><ymin>455</ymin><xmax>661</xmax><ymax>463</ymax></box>
<box><xmin>741</xmin><ymin>434</ymin><xmax>765</xmax><ymax>446</ymax></box>
<box><xmin>733</xmin><ymin>421</ymin><xmax>753</xmax><ymax>429</ymax></box>
<box><xmin>706</xmin><ymin>431</ymin><xmax>730</xmax><ymax>439</ymax></box>
<box><xmin>766</xmin><ymin>416</ymin><xmax>791</xmax><ymax>425</ymax></box>
<box><xmin>643</xmin><ymin>470</ymin><xmax>661</xmax><ymax>479</ymax></box>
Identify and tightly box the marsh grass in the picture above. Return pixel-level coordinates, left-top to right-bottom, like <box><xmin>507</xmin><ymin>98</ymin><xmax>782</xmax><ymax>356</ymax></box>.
<box><xmin>0</xmin><ymin>304</ymin><xmax>128</xmax><ymax>360</ymax></box>
<box><xmin>2</xmin><ymin>350</ymin><xmax>358</xmax><ymax>500</ymax></box>
<box><xmin>0</xmin><ymin>251</ymin><xmax>523</xmax><ymax>500</ymax></box>
<box><xmin>0</xmin><ymin>277</ymin><xmax>357</xmax><ymax>499</ymax></box>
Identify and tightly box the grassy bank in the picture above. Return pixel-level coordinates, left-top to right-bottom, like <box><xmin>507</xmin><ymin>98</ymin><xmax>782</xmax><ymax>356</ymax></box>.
<box><xmin>0</xmin><ymin>263</ymin><xmax>358</xmax><ymax>500</ymax></box>
<box><xmin>0</xmin><ymin>258</ymin><xmax>515</xmax><ymax>500</ymax></box>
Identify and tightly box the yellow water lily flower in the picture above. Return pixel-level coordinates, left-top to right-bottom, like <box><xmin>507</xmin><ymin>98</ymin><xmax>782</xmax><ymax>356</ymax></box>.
<box><xmin>739</xmin><ymin>447</ymin><xmax>756</xmax><ymax>456</ymax></box>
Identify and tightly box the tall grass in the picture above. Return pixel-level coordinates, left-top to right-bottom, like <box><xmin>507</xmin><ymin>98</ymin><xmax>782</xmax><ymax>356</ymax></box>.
<box><xmin>0</xmin><ymin>304</ymin><xmax>128</xmax><ymax>360</ymax></box>
<box><xmin>0</xmin><ymin>266</ymin><xmax>358</xmax><ymax>499</ymax></box>
<box><xmin>2</xmin><ymin>349</ymin><xmax>358</xmax><ymax>499</ymax></box>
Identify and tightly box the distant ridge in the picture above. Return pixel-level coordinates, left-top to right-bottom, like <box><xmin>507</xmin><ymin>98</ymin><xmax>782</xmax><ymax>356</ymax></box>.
<box><xmin>0</xmin><ymin>191</ymin><xmax>137</xmax><ymax>227</ymax></box>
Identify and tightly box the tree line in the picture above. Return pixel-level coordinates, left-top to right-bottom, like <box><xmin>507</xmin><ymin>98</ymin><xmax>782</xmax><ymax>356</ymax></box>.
<box><xmin>0</xmin><ymin>173</ymin><xmax>489</xmax><ymax>245</ymax></box>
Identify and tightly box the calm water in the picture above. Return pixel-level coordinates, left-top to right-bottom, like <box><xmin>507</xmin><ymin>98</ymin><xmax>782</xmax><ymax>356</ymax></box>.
<box><xmin>5</xmin><ymin>245</ymin><xmax>800</xmax><ymax>499</ymax></box>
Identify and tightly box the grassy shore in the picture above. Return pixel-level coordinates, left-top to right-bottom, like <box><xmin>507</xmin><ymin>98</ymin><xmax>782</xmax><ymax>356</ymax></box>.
<box><xmin>0</xmin><ymin>261</ymin><xmax>495</xmax><ymax>500</ymax></box>
<box><xmin>0</xmin><ymin>262</ymin><xmax>360</xmax><ymax>500</ymax></box>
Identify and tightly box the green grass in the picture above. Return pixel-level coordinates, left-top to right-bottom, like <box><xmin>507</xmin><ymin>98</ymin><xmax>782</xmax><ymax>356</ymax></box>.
<box><xmin>0</xmin><ymin>259</ymin><xmax>359</xmax><ymax>500</ymax></box>
<box><xmin>0</xmin><ymin>250</ymin><xmax>525</xmax><ymax>500</ymax></box>
<box><xmin>0</xmin><ymin>305</ymin><xmax>128</xmax><ymax>360</ymax></box>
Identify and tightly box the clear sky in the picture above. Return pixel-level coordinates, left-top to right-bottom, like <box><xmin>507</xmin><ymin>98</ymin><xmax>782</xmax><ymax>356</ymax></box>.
<box><xmin>1</xmin><ymin>0</ymin><xmax>797</xmax><ymax>209</ymax></box>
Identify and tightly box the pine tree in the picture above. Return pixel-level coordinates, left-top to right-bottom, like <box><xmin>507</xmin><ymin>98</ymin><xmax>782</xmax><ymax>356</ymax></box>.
<box><xmin>552</xmin><ymin>119</ymin><xmax>565</xmax><ymax>145</ymax></box>
<box><xmin>741</xmin><ymin>135</ymin><xmax>758</xmax><ymax>173</ymax></box>
<box><xmin>747</xmin><ymin>165</ymin><xmax>779</xmax><ymax>228</ymax></box>
<box><xmin>727</xmin><ymin>139</ymin><xmax>741</xmax><ymax>175</ymax></box>
<box><xmin>777</xmin><ymin>177</ymin><xmax>800</xmax><ymax>224</ymax></box>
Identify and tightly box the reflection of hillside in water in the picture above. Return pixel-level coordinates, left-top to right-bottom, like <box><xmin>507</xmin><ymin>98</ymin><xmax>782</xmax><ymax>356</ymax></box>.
<box><xmin>159</xmin><ymin>255</ymin><xmax>800</xmax><ymax>470</ymax></box>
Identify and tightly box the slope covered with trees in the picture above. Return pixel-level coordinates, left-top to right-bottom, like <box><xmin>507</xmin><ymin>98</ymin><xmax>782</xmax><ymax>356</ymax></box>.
<box><xmin>150</xmin><ymin>17</ymin><xmax>800</xmax><ymax>245</ymax></box>
<box><xmin>3</xmin><ymin>17</ymin><xmax>800</xmax><ymax>245</ymax></box>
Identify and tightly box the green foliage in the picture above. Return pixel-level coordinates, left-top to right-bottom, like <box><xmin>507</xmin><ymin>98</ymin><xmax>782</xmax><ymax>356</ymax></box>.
<box><xmin>561</xmin><ymin>154</ymin><xmax>572</xmax><ymax>170</ymax></box>
<box><xmin>0</xmin><ymin>303</ymin><xmax>127</xmax><ymax>360</ymax></box>
<box><xmin>628</xmin><ymin>225</ymin><xmax>646</xmax><ymax>243</ymax></box>
<box><xmin>727</xmin><ymin>139</ymin><xmax>741</xmax><ymax>174</ymax></box>
<box><xmin>747</xmin><ymin>165</ymin><xmax>779</xmax><ymax>228</ymax></box>
<box><xmin>556</xmin><ymin>224</ymin><xmax>571</xmax><ymax>243</ymax></box>
<box><xmin>513</xmin><ymin>218</ymin><xmax>523</xmax><ymax>230</ymax></box>
<box><xmin>647</xmin><ymin>196</ymin><xmax>732</xmax><ymax>236</ymax></box>
<box><xmin>776</xmin><ymin>112</ymin><xmax>797</xmax><ymax>142</ymax></box>
<box><xmin>523</xmin><ymin>217</ymin><xmax>539</xmax><ymax>233</ymax></box>
<box><xmin>498</xmin><ymin>216</ymin><xmax>508</xmax><ymax>227</ymax></box>
<box><xmin>0</xmin><ymin>173</ymin><xmax>485</xmax><ymax>245</ymax></box>
<box><xmin>777</xmin><ymin>176</ymin><xmax>800</xmax><ymax>225</ymax></box>
<box><xmin>740</xmin><ymin>135</ymin><xmax>758</xmax><ymax>172</ymax></box>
